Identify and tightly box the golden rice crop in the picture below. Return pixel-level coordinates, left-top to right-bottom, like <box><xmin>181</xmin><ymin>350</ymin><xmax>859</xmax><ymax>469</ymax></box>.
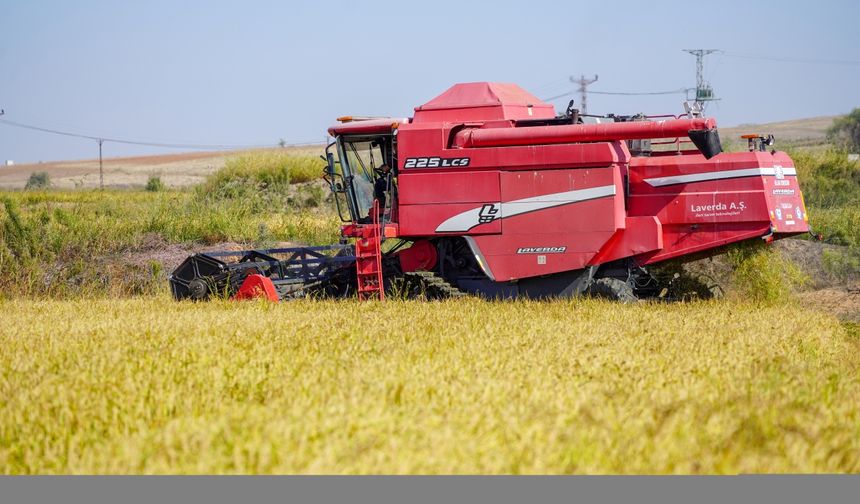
<box><xmin>1</xmin><ymin>297</ymin><xmax>858</xmax><ymax>474</ymax></box>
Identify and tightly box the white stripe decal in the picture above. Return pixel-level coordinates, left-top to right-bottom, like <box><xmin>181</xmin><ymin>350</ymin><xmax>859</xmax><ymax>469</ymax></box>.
<box><xmin>643</xmin><ymin>166</ymin><xmax>797</xmax><ymax>187</ymax></box>
<box><xmin>435</xmin><ymin>184</ymin><xmax>616</xmax><ymax>233</ymax></box>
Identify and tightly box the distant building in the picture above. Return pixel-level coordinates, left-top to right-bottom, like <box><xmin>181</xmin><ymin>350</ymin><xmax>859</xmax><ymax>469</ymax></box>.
<box><xmin>4</xmin><ymin>160</ymin><xmax>13</xmax><ymax>166</ymax></box>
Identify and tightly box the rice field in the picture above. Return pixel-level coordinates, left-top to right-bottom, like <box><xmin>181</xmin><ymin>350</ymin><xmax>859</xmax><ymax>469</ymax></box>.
<box><xmin>1</xmin><ymin>296</ymin><xmax>858</xmax><ymax>474</ymax></box>
<box><xmin>1</xmin><ymin>147</ymin><xmax>858</xmax><ymax>474</ymax></box>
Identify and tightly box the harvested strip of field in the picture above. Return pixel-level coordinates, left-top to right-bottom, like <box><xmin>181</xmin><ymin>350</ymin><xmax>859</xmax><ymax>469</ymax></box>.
<box><xmin>1</xmin><ymin>297</ymin><xmax>858</xmax><ymax>474</ymax></box>
<box><xmin>0</xmin><ymin>146</ymin><xmax>324</xmax><ymax>190</ymax></box>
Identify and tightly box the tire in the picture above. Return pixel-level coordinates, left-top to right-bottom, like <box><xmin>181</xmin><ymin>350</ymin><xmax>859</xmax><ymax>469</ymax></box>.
<box><xmin>398</xmin><ymin>271</ymin><xmax>467</xmax><ymax>300</ymax></box>
<box><xmin>588</xmin><ymin>278</ymin><xmax>638</xmax><ymax>303</ymax></box>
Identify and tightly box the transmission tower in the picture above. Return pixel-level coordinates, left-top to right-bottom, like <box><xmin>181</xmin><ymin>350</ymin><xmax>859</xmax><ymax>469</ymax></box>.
<box><xmin>570</xmin><ymin>74</ymin><xmax>599</xmax><ymax>114</ymax></box>
<box><xmin>683</xmin><ymin>49</ymin><xmax>720</xmax><ymax>107</ymax></box>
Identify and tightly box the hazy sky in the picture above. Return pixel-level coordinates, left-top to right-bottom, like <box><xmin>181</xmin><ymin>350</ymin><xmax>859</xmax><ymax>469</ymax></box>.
<box><xmin>1</xmin><ymin>0</ymin><xmax>859</xmax><ymax>162</ymax></box>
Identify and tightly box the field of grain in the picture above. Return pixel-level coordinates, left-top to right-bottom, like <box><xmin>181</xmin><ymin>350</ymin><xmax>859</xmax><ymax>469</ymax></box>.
<box><xmin>1</xmin><ymin>145</ymin><xmax>858</xmax><ymax>475</ymax></box>
<box><xmin>1</xmin><ymin>297</ymin><xmax>858</xmax><ymax>474</ymax></box>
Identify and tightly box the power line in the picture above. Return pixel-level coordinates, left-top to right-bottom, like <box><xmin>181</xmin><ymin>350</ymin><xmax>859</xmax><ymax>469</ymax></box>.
<box><xmin>543</xmin><ymin>90</ymin><xmax>577</xmax><ymax>101</ymax></box>
<box><xmin>723</xmin><ymin>52</ymin><xmax>860</xmax><ymax>66</ymax></box>
<box><xmin>0</xmin><ymin>118</ymin><xmax>319</xmax><ymax>150</ymax></box>
<box><xmin>0</xmin><ymin>118</ymin><xmax>268</xmax><ymax>149</ymax></box>
<box><xmin>543</xmin><ymin>88</ymin><xmax>686</xmax><ymax>101</ymax></box>
<box><xmin>591</xmin><ymin>88</ymin><xmax>687</xmax><ymax>96</ymax></box>
<box><xmin>0</xmin><ymin>116</ymin><xmax>321</xmax><ymax>190</ymax></box>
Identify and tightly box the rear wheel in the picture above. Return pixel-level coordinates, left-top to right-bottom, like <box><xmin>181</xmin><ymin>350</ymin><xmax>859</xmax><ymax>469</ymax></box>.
<box><xmin>588</xmin><ymin>278</ymin><xmax>638</xmax><ymax>303</ymax></box>
<box><xmin>397</xmin><ymin>271</ymin><xmax>467</xmax><ymax>300</ymax></box>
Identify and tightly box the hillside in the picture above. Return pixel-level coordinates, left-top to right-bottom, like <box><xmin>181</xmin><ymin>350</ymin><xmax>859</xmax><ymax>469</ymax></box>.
<box><xmin>720</xmin><ymin>115</ymin><xmax>835</xmax><ymax>146</ymax></box>
<box><xmin>0</xmin><ymin>146</ymin><xmax>322</xmax><ymax>190</ymax></box>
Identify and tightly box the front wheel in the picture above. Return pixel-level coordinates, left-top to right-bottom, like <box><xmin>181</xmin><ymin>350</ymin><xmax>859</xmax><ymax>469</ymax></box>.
<box><xmin>588</xmin><ymin>278</ymin><xmax>638</xmax><ymax>303</ymax></box>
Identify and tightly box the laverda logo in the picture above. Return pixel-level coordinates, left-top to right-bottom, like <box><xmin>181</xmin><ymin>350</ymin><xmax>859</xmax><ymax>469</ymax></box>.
<box><xmin>478</xmin><ymin>203</ymin><xmax>499</xmax><ymax>224</ymax></box>
<box><xmin>404</xmin><ymin>157</ymin><xmax>470</xmax><ymax>168</ymax></box>
<box><xmin>690</xmin><ymin>202</ymin><xmax>746</xmax><ymax>212</ymax></box>
<box><xmin>517</xmin><ymin>247</ymin><xmax>567</xmax><ymax>254</ymax></box>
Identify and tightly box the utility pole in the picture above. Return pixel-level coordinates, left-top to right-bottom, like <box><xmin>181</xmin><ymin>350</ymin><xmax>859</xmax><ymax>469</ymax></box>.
<box><xmin>98</xmin><ymin>139</ymin><xmax>104</xmax><ymax>190</ymax></box>
<box><xmin>683</xmin><ymin>49</ymin><xmax>720</xmax><ymax>108</ymax></box>
<box><xmin>570</xmin><ymin>74</ymin><xmax>598</xmax><ymax>115</ymax></box>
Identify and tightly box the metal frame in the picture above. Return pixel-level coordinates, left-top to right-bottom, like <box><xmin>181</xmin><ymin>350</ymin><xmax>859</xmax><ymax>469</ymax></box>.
<box><xmin>169</xmin><ymin>245</ymin><xmax>355</xmax><ymax>300</ymax></box>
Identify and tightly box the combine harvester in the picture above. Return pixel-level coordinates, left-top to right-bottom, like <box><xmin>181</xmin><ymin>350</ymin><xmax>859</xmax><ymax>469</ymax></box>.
<box><xmin>170</xmin><ymin>82</ymin><xmax>809</xmax><ymax>302</ymax></box>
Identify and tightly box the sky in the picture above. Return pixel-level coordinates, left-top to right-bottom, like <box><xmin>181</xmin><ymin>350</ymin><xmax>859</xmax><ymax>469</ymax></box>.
<box><xmin>1</xmin><ymin>0</ymin><xmax>859</xmax><ymax>163</ymax></box>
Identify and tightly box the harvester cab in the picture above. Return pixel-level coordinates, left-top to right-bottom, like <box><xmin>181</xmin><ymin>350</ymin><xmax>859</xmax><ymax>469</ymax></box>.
<box><xmin>323</xmin><ymin>129</ymin><xmax>398</xmax><ymax>226</ymax></box>
<box><xmin>170</xmin><ymin>81</ymin><xmax>810</xmax><ymax>303</ymax></box>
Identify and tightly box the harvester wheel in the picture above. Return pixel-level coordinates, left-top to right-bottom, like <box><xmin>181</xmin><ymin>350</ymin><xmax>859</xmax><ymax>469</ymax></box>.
<box><xmin>588</xmin><ymin>278</ymin><xmax>638</xmax><ymax>303</ymax></box>
<box><xmin>188</xmin><ymin>279</ymin><xmax>209</xmax><ymax>300</ymax></box>
<box><xmin>399</xmin><ymin>271</ymin><xmax>467</xmax><ymax>300</ymax></box>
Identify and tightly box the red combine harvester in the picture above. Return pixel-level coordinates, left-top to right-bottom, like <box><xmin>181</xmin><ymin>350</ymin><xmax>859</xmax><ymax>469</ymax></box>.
<box><xmin>170</xmin><ymin>82</ymin><xmax>809</xmax><ymax>301</ymax></box>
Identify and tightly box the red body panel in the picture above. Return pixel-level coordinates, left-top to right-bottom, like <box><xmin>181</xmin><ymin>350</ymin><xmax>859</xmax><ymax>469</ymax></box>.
<box><xmin>412</xmin><ymin>82</ymin><xmax>555</xmax><ymax>123</ymax></box>
<box><xmin>232</xmin><ymin>274</ymin><xmax>279</xmax><ymax>302</ymax></box>
<box><xmin>398</xmin><ymin>159</ymin><xmax>625</xmax><ymax>280</ymax></box>
<box><xmin>396</xmin><ymin>239</ymin><xmax>438</xmax><ymax>272</ymax></box>
<box><xmin>328</xmin><ymin>117</ymin><xmax>408</xmax><ymax>136</ymax></box>
<box><xmin>333</xmin><ymin>82</ymin><xmax>809</xmax><ymax>284</ymax></box>
<box><xmin>628</xmin><ymin>150</ymin><xmax>808</xmax><ymax>263</ymax></box>
<box><xmin>398</xmin><ymin>122</ymin><xmax>625</xmax><ymax>171</ymax></box>
<box><xmin>588</xmin><ymin>217</ymin><xmax>664</xmax><ymax>266</ymax></box>
<box><xmin>399</xmin><ymin>170</ymin><xmax>501</xmax><ymax>205</ymax></box>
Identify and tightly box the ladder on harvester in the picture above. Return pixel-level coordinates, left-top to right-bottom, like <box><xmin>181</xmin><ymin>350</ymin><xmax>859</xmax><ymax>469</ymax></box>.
<box><xmin>355</xmin><ymin>200</ymin><xmax>385</xmax><ymax>301</ymax></box>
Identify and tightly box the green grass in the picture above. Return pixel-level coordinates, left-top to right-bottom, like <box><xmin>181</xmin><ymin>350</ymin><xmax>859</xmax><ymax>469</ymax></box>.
<box><xmin>145</xmin><ymin>175</ymin><xmax>165</xmax><ymax>192</ymax></box>
<box><xmin>808</xmin><ymin>205</ymin><xmax>860</xmax><ymax>247</ymax></box>
<box><xmin>0</xmin><ymin>297</ymin><xmax>857</xmax><ymax>474</ymax></box>
<box><xmin>0</xmin><ymin>151</ymin><xmax>339</xmax><ymax>298</ymax></box>
<box><xmin>0</xmin><ymin>190</ymin><xmax>340</xmax><ymax>298</ymax></box>
<box><xmin>810</xmin><ymin>205</ymin><xmax>860</xmax><ymax>279</ymax></box>
<box><xmin>786</xmin><ymin>147</ymin><xmax>860</xmax><ymax>280</ymax></box>
<box><xmin>198</xmin><ymin>151</ymin><xmax>324</xmax><ymax>199</ymax></box>
<box><xmin>726</xmin><ymin>242</ymin><xmax>807</xmax><ymax>302</ymax></box>
<box><xmin>791</xmin><ymin>148</ymin><xmax>860</xmax><ymax>209</ymax></box>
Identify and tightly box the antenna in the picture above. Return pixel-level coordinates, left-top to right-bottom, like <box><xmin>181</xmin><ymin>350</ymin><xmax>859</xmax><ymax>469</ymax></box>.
<box><xmin>569</xmin><ymin>74</ymin><xmax>599</xmax><ymax>114</ymax></box>
<box><xmin>683</xmin><ymin>49</ymin><xmax>720</xmax><ymax>108</ymax></box>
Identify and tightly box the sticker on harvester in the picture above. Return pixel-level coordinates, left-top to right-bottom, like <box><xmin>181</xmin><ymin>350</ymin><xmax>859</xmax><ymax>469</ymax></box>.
<box><xmin>403</xmin><ymin>157</ymin><xmax>470</xmax><ymax>169</ymax></box>
<box><xmin>774</xmin><ymin>164</ymin><xmax>785</xmax><ymax>179</ymax></box>
<box><xmin>478</xmin><ymin>203</ymin><xmax>500</xmax><ymax>224</ymax></box>
<box><xmin>689</xmin><ymin>201</ymin><xmax>746</xmax><ymax>219</ymax></box>
<box><xmin>517</xmin><ymin>247</ymin><xmax>567</xmax><ymax>254</ymax></box>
